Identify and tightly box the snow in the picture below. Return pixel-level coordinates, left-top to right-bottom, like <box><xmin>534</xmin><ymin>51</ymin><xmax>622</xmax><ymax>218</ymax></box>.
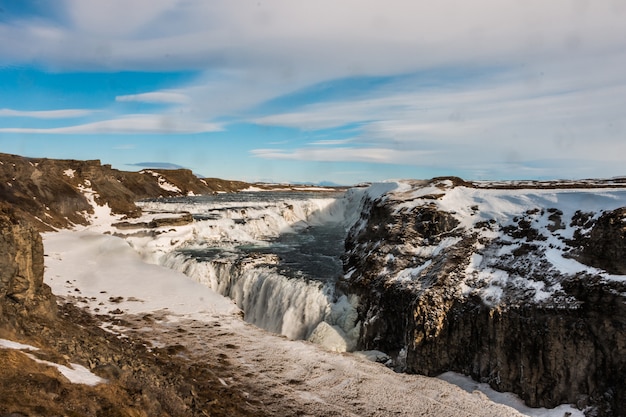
<box><xmin>386</xmin><ymin>182</ymin><xmax>626</xmax><ymax>303</ymax></box>
<box><xmin>0</xmin><ymin>338</ymin><xmax>39</xmax><ymax>351</ymax></box>
<box><xmin>140</xmin><ymin>169</ymin><xmax>181</xmax><ymax>192</ymax></box>
<box><xmin>0</xmin><ymin>338</ymin><xmax>106</xmax><ymax>386</ymax></box>
<box><xmin>63</xmin><ymin>168</ymin><xmax>76</xmax><ymax>178</ymax></box>
<box><xmin>392</xmin><ymin>260</ymin><xmax>433</xmax><ymax>283</ymax></box>
<box><xmin>44</xmin><ymin>231</ymin><xmax>240</xmax><ymax>322</ymax></box>
<box><xmin>75</xmin><ymin>182</ymin><xmax>120</xmax><ymax>228</ymax></box>
<box><xmin>24</xmin><ymin>353</ymin><xmax>107</xmax><ymax>386</ymax></box>
<box><xmin>438</xmin><ymin>372</ymin><xmax>585</xmax><ymax>417</ymax></box>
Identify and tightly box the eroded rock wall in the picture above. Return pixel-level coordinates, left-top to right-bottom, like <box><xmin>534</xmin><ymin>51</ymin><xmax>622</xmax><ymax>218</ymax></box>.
<box><xmin>0</xmin><ymin>204</ymin><xmax>56</xmax><ymax>330</ymax></box>
<box><xmin>343</xmin><ymin>186</ymin><xmax>626</xmax><ymax>416</ymax></box>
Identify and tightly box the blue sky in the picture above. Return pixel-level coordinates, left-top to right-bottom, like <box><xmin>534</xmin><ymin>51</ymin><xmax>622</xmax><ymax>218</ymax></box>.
<box><xmin>1</xmin><ymin>1</ymin><xmax>625</xmax><ymax>184</ymax></box>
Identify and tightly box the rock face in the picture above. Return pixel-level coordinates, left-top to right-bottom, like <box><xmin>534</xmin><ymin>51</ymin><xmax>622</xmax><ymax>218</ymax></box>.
<box><xmin>0</xmin><ymin>153</ymin><xmax>251</xmax><ymax>230</ymax></box>
<box><xmin>0</xmin><ymin>203</ymin><xmax>56</xmax><ymax>324</ymax></box>
<box><xmin>579</xmin><ymin>207</ymin><xmax>626</xmax><ymax>275</ymax></box>
<box><xmin>343</xmin><ymin>178</ymin><xmax>626</xmax><ymax>416</ymax></box>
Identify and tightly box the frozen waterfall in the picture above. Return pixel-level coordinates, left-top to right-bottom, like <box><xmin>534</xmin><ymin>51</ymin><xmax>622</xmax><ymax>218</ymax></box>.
<box><xmin>129</xmin><ymin>189</ymin><xmax>367</xmax><ymax>351</ymax></box>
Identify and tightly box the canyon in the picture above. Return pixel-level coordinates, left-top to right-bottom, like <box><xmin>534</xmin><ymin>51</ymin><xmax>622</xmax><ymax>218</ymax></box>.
<box><xmin>1</xmin><ymin>152</ymin><xmax>625</xmax><ymax>416</ymax></box>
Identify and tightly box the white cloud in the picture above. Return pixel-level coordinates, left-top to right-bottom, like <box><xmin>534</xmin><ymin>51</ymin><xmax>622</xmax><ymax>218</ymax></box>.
<box><xmin>116</xmin><ymin>91</ymin><xmax>190</xmax><ymax>104</ymax></box>
<box><xmin>251</xmin><ymin>147</ymin><xmax>434</xmax><ymax>164</ymax></box>
<box><xmin>0</xmin><ymin>115</ymin><xmax>221</xmax><ymax>134</ymax></box>
<box><xmin>1</xmin><ymin>0</ymin><xmax>625</xmax><ymax>180</ymax></box>
<box><xmin>2</xmin><ymin>1</ymin><xmax>624</xmax><ymax>77</ymax></box>
<box><xmin>0</xmin><ymin>108</ymin><xmax>94</xmax><ymax>119</ymax></box>
<box><xmin>309</xmin><ymin>139</ymin><xmax>354</xmax><ymax>146</ymax></box>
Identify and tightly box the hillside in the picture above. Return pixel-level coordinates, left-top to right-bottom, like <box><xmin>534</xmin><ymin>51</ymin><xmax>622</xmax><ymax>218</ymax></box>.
<box><xmin>0</xmin><ymin>153</ymin><xmax>250</xmax><ymax>231</ymax></box>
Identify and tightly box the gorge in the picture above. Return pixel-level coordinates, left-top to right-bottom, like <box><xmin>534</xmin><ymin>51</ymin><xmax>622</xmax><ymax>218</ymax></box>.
<box><xmin>1</xmin><ymin>152</ymin><xmax>625</xmax><ymax>416</ymax></box>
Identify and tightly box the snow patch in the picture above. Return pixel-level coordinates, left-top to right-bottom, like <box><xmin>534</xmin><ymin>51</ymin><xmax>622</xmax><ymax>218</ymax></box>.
<box><xmin>438</xmin><ymin>372</ymin><xmax>584</xmax><ymax>417</ymax></box>
<box><xmin>0</xmin><ymin>338</ymin><xmax>39</xmax><ymax>351</ymax></box>
<box><xmin>24</xmin><ymin>353</ymin><xmax>107</xmax><ymax>386</ymax></box>
<box><xmin>0</xmin><ymin>338</ymin><xmax>105</xmax><ymax>386</ymax></box>
<box><xmin>141</xmin><ymin>169</ymin><xmax>181</xmax><ymax>193</ymax></box>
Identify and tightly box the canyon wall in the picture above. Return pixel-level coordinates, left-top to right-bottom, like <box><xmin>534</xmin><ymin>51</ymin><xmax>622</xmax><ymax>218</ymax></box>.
<box><xmin>343</xmin><ymin>179</ymin><xmax>626</xmax><ymax>416</ymax></box>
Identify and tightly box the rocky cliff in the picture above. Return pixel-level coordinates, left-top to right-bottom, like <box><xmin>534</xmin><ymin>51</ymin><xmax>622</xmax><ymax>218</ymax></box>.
<box><xmin>0</xmin><ymin>203</ymin><xmax>56</xmax><ymax>333</ymax></box>
<box><xmin>0</xmin><ymin>153</ymin><xmax>250</xmax><ymax>231</ymax></box>
<box><xmin>343</xmin><ymin>178</ymin><xmax>626</xmax><ymax>416</ymax></box>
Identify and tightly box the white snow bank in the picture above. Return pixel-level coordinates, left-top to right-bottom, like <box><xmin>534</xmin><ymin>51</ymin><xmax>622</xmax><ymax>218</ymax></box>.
<box><xmin>0</xmin><ymin>338</ymin><xmax>39</xmax><ymax>351</ymax></box>
<box><xmin>438</xmin><ymin>372</ymin><xmax>584</xmax><ymax>417</ymax></box>
<box><xmin>44</xmin><ymin>231</ymin><xmax>240</xmax><ymax>322</ymax></box>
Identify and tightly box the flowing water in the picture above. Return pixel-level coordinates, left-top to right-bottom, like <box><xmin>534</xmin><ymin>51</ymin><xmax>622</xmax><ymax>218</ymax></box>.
<box><xmin>136</xmin><ymin>189</ymin><xmax>365</xmax><ymax>349</ymax></box>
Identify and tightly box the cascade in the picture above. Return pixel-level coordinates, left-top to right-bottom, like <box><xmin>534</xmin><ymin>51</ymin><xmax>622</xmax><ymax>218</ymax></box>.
<box><xmin>134</xmin><ymin>189</ymin><xmax>367</xmax><ymax>351</ymax></box>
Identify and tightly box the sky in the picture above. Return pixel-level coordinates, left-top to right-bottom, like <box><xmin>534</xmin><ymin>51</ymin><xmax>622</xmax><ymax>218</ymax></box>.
<box><xmin>0</xmin><ymin>0</ymin><xmax>625</xmax><ymax>185</ymax></box>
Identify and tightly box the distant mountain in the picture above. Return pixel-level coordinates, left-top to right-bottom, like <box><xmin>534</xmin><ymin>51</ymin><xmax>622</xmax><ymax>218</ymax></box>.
<box><xmin>127</xmin><ymin>162</ymin><xmax>187</xmax><ymax>170</ymax></box>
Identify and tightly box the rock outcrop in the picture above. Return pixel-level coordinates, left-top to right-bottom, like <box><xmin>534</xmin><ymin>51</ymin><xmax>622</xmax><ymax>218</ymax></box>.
<box><xmin>0</xmin><ymin>203</ymin><xmax>56</xmax><ymax>327</ymax></box>
<box><xmin>579</xmin><ymin>207</ymin><xmax>626</xmax><ymax>275</ymax></box>
<box><xmin>0</xmin><ymin>153</ymin><xmax>250</xmax><ymax>231</ymax></box>
<box><xmin>343</xmin><ymin>178</ymin><xmax>626</xmax><ymax>416</ymax></box>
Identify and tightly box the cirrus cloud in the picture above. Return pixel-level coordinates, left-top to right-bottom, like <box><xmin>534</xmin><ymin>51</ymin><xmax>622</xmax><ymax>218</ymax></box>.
<box><xmin>0</xmin><ymin>114</ymin><xmax>221</xmax><ymax>134</ymax></box>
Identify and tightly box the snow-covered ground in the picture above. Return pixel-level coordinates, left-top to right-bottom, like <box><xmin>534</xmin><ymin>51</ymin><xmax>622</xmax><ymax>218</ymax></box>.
<box><xmin>37</xmin><ymin>181</ymin><xmax>599</xmax><ymax>416</ymax></box>
<box><xmin>41</xmin><ymin>229</ymin><xmax>540</xmax><ymax>416</ymax></box>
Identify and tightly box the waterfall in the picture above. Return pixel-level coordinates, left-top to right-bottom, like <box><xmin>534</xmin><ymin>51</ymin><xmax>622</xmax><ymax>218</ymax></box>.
<box><xmin>130</xmin><ymin>188</ymin><xmax>370</xmax><ymax>351</ymax></box>
<box><xmin>160</xmin><ymin>252</ymin><xmax>337</xmax><ymax>340</ymax></box>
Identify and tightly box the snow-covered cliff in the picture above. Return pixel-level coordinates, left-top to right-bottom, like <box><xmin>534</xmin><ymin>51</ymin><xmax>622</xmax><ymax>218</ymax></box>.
<box><xmin>343</xmin><ymin>177</ymin><xmax>626</xmax><ymax>415</ymax></box>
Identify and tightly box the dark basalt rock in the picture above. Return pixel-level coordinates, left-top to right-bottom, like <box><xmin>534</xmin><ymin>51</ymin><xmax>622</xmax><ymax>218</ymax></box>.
<box><xmin>343</xmin><ymin>185</ymin><xmax>626</xmax><ymax>416</ymax></box>
<box><xmin>579</xmin><ymin>207</ymin><xmax>626</xmax><ymax>275</ymax></box>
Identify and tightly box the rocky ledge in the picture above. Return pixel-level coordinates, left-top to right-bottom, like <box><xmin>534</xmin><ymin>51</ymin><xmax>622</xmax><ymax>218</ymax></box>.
<box><xmin>342</xmin><ymin>178</ymin><xmax>626</xmax><ymax>416</ymax></box>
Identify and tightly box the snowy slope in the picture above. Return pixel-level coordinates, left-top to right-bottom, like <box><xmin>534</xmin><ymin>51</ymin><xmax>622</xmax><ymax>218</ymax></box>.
<box><xmin>373</xmin><ymin>178</ymin><xmax>626</xmax><ymax>305</ymax></box>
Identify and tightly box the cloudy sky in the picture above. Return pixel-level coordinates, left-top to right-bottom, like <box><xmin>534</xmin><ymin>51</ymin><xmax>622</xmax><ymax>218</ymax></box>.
<box><xmin>0</xmin><ymin>0</ymin><xmax>625</xmax><ymax>184</ymax></box>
